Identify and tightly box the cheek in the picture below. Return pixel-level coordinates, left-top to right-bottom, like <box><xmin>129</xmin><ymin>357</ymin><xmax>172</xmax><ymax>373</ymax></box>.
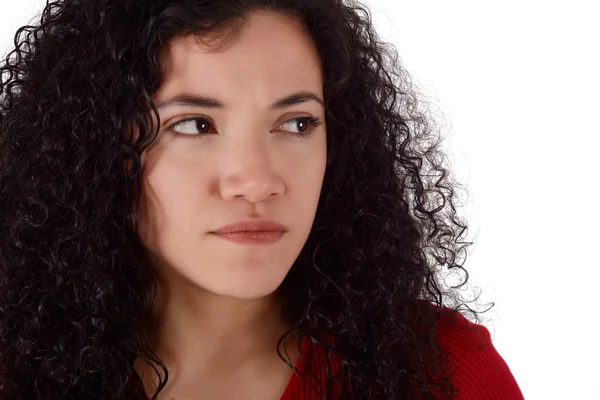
<box><xmin>290</xmin><ymin>137</ymin><xmax>326</xmax><ymax>197</ymax></box>
<box><xmin>278</xmin><ymin>140</ymin><xmax>326</xmax><ymax>223</ymax></box>
<box><xmin>294</xmin><ymin>162</ymin><xmax>325</xmax><ymax>204</ymax></box>
<box><xmin>137</xmin><ymin>157</ymin><xmax>206</xmax><ymax>247</ymax></box>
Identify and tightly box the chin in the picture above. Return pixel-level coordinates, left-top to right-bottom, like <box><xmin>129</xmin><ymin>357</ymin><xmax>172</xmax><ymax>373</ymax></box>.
<box><xmin>215</xmin><ymin>278</ymin><xmax>284</xmax><ymax>300</ymax></box>
<box><xmin>180</xmin><ymin>266</ymin><xmax>286</xmax><ymax>300</ymax></box>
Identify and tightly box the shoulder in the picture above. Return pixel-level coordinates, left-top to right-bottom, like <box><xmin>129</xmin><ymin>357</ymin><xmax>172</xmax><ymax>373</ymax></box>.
<box><xmin>419</xmin><ymin>300</ymin><xmax>525</xmax><ymax>400</ymax></box>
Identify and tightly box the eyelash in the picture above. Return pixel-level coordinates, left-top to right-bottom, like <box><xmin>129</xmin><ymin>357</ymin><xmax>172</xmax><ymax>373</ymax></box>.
<box><xmin>167</xmin><ymin>116</ymin><xmax>323</xmax><ymax>139</ymax></box>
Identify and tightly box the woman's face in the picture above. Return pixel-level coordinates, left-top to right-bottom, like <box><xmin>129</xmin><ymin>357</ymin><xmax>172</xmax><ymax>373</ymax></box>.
<box><xmin>137</xmin><ymin>11</ymin><xmax>327</xmax><ymax>300</ymax></box>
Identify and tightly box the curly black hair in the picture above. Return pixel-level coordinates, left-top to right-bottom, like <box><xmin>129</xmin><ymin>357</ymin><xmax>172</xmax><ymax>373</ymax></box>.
<box><xmin>0</xmin><ymin>0</ymin><xmax>486</xmax><ymax>399</ymax></box>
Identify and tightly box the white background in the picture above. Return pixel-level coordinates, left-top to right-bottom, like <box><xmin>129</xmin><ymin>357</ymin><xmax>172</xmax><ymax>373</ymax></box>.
<box><xmin>364</xmin><ymin>1</ymin><xmax>599</xmax><ymax>399</ymax></box>
<box><xmin>1</xmin><ymin>1</ymin><xmax>599</xmax><ymax>399</ymax></box>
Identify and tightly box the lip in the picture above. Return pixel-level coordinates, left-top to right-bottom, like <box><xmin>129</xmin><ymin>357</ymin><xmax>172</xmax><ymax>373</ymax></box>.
<box><xmin>211</xmin><ymin>219</ymin><xmax>287</xmax><ymax>245</ymax></box>
<box><xmin>212</xmin><ymin>231</ymin><xmax>284</xmax><ymax>245</ymax></box>
<box><xmin>212</xmin><ymin>219</ymin><xmax>287</xmax><ymax>234</ymax></box>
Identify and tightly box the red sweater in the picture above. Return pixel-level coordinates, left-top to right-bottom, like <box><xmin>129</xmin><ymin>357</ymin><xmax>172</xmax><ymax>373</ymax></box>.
<box><xmin>139</xmin><ymin>304</ymin><xmax>524</xmax><ymax>399</ymax></box>
<box><xmin>281</xmin><ymin>305</ymin><xmax>524</xmax><ymax>399</ymax></box>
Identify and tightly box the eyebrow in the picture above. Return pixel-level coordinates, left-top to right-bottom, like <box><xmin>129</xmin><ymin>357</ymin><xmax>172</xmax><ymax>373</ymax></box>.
<box><xmin>154</xmin><ymin>90</ymin><xmax>324</xmax><ymax>111</ymax></box>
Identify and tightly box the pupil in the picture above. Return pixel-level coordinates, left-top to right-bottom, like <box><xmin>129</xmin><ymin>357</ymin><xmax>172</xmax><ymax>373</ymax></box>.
<box><xmin>297</xmin><ymin>119</ymin><xmax>307</xmax><ymax>132</ymax></box>
<box><xmin>196</xmin><ymin>119</ymin><xmax>210</xmax><ymax>133</ymax></box>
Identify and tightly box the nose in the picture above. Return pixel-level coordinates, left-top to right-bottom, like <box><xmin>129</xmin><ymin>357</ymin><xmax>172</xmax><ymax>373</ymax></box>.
<box><xmin>219</xmin><ymin>133</ymin><xmax>285</xmax><ymax>203</ymax></box>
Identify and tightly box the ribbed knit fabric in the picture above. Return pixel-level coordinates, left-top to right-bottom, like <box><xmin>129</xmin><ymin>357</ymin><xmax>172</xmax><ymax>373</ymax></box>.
<box><xmin>430</xmin><ymin>305</ymin><xmax>524</xmax><ymax>399</ymax></box>
<box><xmin>280</xmin><ymin>303</ymin><xmax>524</xmax><ymax>399</ymax></box>
<box><xmin>279</xmin><ymin>332</ymin><xmax>345</xmax><ymax>400</ymax></box>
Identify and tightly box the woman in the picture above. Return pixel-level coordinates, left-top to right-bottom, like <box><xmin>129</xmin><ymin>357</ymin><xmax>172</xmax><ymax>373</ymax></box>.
<box><xmin>0</xmin><ymin>0</ymin><xmax>524</xmax><ymax>399</ymax></box>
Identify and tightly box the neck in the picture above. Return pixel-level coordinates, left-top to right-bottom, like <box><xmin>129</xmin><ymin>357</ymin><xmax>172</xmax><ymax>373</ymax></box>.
<box><xmin>135</xmin><ymin>272</ymin><xmax>297</xmax><ymax>385</ymax></box>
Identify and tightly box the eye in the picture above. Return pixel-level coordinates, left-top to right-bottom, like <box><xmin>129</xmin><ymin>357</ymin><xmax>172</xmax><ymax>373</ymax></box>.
<box><xmin>276</xmin><ymin>117</ymin><xmax>323</xmax><ymax>137</ymax></box>
<box><xmin>169</xmin><ymin>117</ymin><xmax>216</xmax><ymax>135</ymax></box>
<box><xmin>168</xmin><ymin>116</ymin><xmax>323</xmax><ymax>137</ymax></box>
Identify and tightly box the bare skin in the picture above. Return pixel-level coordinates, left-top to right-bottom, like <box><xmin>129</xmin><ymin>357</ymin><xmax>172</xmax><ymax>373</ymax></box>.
<box><xmin>133</xmin><ymin>9</ymin><xmax>326</xmax><ymax>399</ymax></box>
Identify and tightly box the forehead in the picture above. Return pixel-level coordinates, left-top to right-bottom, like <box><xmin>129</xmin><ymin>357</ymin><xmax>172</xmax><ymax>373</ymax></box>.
<box><xmin>154</xmin><ymin>11</ymin><xmax>323</xmax><ymax>105</ymax></box>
